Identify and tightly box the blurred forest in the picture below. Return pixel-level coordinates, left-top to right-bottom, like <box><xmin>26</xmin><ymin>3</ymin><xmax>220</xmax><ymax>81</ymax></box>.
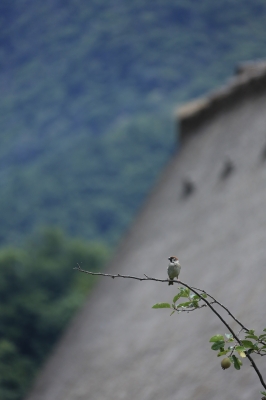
<box><xmin>0</xmin><ymin>227</ymin><xmax>108</xmax><ymax>400</ymax></box>
<box><xmin>1</xmin><ymin>0</ymin><xmax>266</xmax><ymax>245</ymax></box>
<box><xmin>1</xmin><ymin>0</ymin><xmax>266</xmax><ymax>399</ymax></box>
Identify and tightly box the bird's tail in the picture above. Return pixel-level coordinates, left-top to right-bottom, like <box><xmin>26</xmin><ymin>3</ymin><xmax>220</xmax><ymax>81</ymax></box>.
<box><xmin>168</xmin><ymin>280</ymin><xmax>174</xmax><ymax>285</ymax></box>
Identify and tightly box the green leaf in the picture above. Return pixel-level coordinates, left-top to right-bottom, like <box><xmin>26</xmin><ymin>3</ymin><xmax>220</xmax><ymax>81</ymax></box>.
<box><xmin>232</xmin><ymin>355</ymin><xmax>242</xmax><ymax>370</ymax></box>
<box><xmin>209</xmin><ymin>335</ymin><xmax>224</xmax><ymax>342</ymax></box>
<box><xmin>179</xmin><ymin>288</ymin><xmax>190</xmax><ymax>298</ymax></box>
<box><xmin>263</xmin><ymin>328</ymin><xmax>266</xmax><ymax>332</ymax></box>
<box><xmin>170</xmin><ymin>310</ymin><xmax>175</xmax><ymax>316</ymax></box>
<box><xmin>217</xmin><ymin>349</ymin><xmax>230</xmax><ymax>357</ymax></box>
<box><xmin>235</xmin><ymin>346</ymin><xmax>246</xmax><ymax>358</ymax></box>
<box><xmin>235</xmin><ymin>346</ymin><xmax>245</xmax><ymax>352</ymax></box>
<box><xmin>189</xmin><ymin>294</ymin><xmax>200</xmax><ymax>300</ymax></box>
<box><xmin>225</xmin><ymin>333</ymin><xmax>233</xmax><ymax>339</ymax></box>
<box><xmin>192</xmin><ymin>300</ymin><xmax>199</xmax><ymax>308</ymax></box>
<box><xmin>241</xmin><ymin>340</ymin><xmax>255</xmax><ymax>349</ymax></box>
<box><xmin>245</xmin><ymin>334</ymin><xmax>258</xmax><ymax>340</ymax></box>
<box><xmin>152</xmin><ymin>303</ymin><xmax>171</xmax><ymax>309</ymax></box>
<box><xmin>261</xmin><ymin>391</ymin><xmax>266</xmax><ymax>396</ymax></box>
<box><xmin>246</xmin><ymin>349</ymin><xmax>254</xmax><ymax>355</ymax></box>
<box><xmin>247</xmin><ymin>330</ymin><xmax>255</xmax><ymax>334</ymax></box>
<box><xmin>172</xmin><ymin>293</ymin><xmax>182</xmax><ymax>303</ymax></box>
<box><xmin>259</xmin><ymin>334</ymin><xmax>266</xmax><ymax>339</ymax></box>
<box><xmin>176</xmin><ymin>301</ymin><xmax>193</xmax><ymax>308</ymax></box>
<box><xmin>211</xmin><ymin>341</ymin><xmax>225</xmax><ymax>350</ymax></box>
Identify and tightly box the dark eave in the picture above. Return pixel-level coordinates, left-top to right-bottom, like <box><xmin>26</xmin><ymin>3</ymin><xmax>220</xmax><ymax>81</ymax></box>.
<box><xmin>177</xmin><ymin>60</ymin><xmax>266</xmax><ymax>142</ymax></box>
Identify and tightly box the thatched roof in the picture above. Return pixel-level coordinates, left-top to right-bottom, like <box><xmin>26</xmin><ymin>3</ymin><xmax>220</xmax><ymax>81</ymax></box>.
<box><xmin>177</xmin><ymin>60</ymin><xmax>266</xmax><ymax>140</ymax></box>
<box><xmin>26</xmin><ymin>62</ymin><xmax>266</xmax><ymax>400</ymax></box>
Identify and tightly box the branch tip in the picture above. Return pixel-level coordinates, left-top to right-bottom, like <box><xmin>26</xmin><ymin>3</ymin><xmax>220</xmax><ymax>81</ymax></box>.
<box><xmin>73</xmin><ymin>267</ymin><xmax>266</xmax><ymax>390</ymax></box>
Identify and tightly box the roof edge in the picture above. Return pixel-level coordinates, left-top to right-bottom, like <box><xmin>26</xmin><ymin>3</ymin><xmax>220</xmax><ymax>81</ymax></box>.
<box><xmin>176</xmin><ymin>60</ymin><xmax>266</xmax><ymax>142</ymax></box>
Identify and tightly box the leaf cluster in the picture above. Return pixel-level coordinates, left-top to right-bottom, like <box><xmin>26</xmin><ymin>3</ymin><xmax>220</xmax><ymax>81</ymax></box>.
<box><xmin>209</xmin><ymin>328</ymin><xmax>266</xmax><ymax>369</ymax></box>
<box><xmin>152</xmin><ymin>287</ymin><xmax>207</xmax><ymax>315</ymax></box>
<box><xmin>209</xmin><ymin>334</ymin><xmax>243</xmax><ymax>370</ymax></box>
<box><xmin>153</xmin><ymin>286</ymin><xmax>266</xmax><ymax>395</ymax></box>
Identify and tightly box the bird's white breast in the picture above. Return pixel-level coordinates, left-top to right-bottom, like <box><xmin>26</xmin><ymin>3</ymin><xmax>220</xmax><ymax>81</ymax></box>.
<box><xmin>167</xmin><ymin>261</ymin><xmax>181</xmax><ymax>278</ymax></box>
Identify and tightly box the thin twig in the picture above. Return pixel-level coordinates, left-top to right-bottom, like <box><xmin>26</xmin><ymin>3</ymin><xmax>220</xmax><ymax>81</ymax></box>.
<box><xmin>174</xmin><ymin>301</ymin><xmax>216</xmax><ymax>313</ymax></box>
<box><xmin>190</xmin><ymin>286</ymin><xmax>266</xmax><ymax>347</ymax></box>
<box><xmin>74</xmin><ymin>266</ymin><xmax>266</xmax><ymax>390</ymax></box>
<box><xmin>191</xmin><ymin>286</ymin><xmax>249</xmax><ymax>331</ymax></box>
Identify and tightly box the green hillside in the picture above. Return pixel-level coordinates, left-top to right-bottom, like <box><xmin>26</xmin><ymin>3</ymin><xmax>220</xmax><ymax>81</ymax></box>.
<box><xmin>2</xmin><ymin>1</ymin><xmax>266</xmax><ymax>399</ymax></box>
<box><xmin>1</xmin><ymin>0</ymin><xmax>266</xmax><ymax>245</ymax></box>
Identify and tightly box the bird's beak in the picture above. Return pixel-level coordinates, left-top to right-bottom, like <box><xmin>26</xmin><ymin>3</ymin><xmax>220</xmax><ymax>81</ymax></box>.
<box><xmin>168</xmin><ymin>257</ymin><xmax>170</xmax><ymax>261</ymax></box>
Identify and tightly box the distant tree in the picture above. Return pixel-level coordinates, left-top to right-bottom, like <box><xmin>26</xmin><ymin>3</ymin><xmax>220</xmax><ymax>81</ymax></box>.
<box><xmin>0</xmin><ymin>228</ymin><xmax>109</xmax><ymax>400</ymax></box>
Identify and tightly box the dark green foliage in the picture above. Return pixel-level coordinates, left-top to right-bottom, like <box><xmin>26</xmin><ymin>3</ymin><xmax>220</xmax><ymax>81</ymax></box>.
<box><xmin>0</xmin><ymin>114</ymin><xmax>175</xmax><ymax>246</ymax></box>
<box><xmin>0</xmin><ymin>228</ymin><xmax>108</xmax><ymax>400</ymax></box>
<box><xmin>1</xmin><ymin>0</ymin><xmax>266</xmax><ymax>245</ymax></box>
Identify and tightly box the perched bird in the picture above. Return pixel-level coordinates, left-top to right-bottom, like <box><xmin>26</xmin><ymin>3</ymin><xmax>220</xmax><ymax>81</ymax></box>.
<box><xmin>167</xmin><ymin>256</ymin><xmax>181</xmax><ymax>285</ymax></box>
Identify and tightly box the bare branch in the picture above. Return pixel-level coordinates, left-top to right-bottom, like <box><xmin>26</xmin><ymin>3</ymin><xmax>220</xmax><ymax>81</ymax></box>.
<box><xmin>74</xmin><ymin>265</ymin><xmax>170</xmax><ymax>282</ymax></box>
<box><xmin>191</xmin><ymin>286</ymin><xmax>249</xmax><ymax>332</ymax></box>
<box><xmin>173</xmin><ymin>301</ymin><xmax>215</xmax><ymax>313</ymax></box>
<box><xmin>74</xmin><ymin>265</ymin><xmax>266</xmax><ymax>390</ymax></box>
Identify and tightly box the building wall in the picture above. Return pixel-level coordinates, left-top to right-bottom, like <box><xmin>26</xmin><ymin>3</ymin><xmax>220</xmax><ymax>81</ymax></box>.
<box><xmin>26</xmin><ymin>66</ymin><xmax>266</xmax><ymax>400</ymax></box>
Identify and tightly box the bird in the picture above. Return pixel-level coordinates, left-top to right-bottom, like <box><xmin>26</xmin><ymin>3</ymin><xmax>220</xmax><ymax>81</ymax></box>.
<box><xmin>167</xmin><ymin>256</ymin><xmax>181</xmax><ymax>285</ymax></box>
